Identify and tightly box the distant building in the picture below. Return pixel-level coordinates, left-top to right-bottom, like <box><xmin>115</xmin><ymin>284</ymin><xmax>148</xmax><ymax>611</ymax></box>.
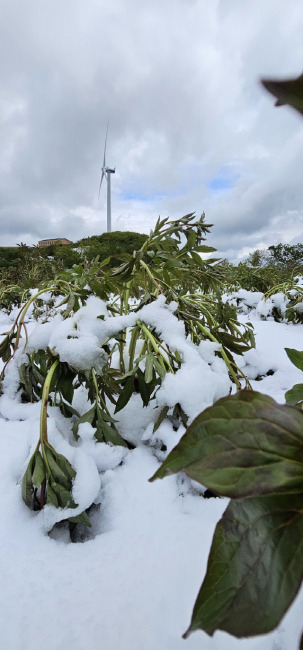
<box><xmin>38</xmin><ymin>238</ymin><xmax>72</xmax><ymax>247</ymax></box>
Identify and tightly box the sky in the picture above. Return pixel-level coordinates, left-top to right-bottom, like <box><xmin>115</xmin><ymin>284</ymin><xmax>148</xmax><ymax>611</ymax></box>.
<box><xmin>1</xmin><ymin>0</ymin><xmax>303</xmax><ymax>262</ymax></box>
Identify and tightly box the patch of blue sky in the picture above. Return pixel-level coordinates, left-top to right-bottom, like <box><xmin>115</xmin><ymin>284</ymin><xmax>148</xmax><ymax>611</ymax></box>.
<box><xmin>120</xmin><ymin>190</ymin><xmax>153</xmax><ymax>202</ymax></box>
<box><xmin>207</xmin><ymin>170</ymin><xmax>240</xmax><ymax>192</ymax></box>
<box><xmin>120</xmin><ymin>187</ymin><xmax>185</xmax><ymax>202</ymax></box>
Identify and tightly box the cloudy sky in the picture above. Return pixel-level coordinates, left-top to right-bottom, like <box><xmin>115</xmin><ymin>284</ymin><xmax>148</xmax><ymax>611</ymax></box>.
<box><xmin>1</xmin><ymin>0</ymin><xmax>303</xmax><ymax>261</ymax></box>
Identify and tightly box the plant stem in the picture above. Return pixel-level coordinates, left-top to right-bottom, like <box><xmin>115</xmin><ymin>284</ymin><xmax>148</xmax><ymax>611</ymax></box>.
<box><xmin>139</xmin><ymin>260</ymin><xmax>162</xmax><ymax>292</ymax></box>
<box><xmin>39</xmin><ymin>359</ymin><xmax>59</xmax><ymax>471</ymax></box>
<box><xmin>196</xmin><ymin>321</ymin><xmax>242</xmax><ymax>390</ymax></box>
<box><xmin>136</xmin><ymin>320</ymin><xmax>173</xmax><ymax>372</ymax></box>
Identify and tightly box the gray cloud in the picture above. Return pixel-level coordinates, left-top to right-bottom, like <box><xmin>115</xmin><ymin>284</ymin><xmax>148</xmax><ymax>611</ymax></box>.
<box><xmin>1</xmin><ymin>0</ymin><xmax>303</xmax><ymax>259</ymax></box>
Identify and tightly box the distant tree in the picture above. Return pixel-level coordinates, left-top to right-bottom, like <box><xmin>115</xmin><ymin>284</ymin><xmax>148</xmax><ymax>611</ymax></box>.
<box><xmin>268</xmin><ymin>243</ymin><xmax>303</xmax><ymax>267</ymax></box>
<box><xmin>246</xmin><ymin>249</ymin><xmax>268</xmax><ymax>267</ymax></box>
<box><xmin>76</xmin><ymin>231</ymin><xmax>148</xmax><ymax>266</ymax></box>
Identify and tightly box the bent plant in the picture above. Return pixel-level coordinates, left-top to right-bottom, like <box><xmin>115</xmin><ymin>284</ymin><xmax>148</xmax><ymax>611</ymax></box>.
<box><xmin>0</xmin><ymin>213</ymin><xmax>253</xmax><ymax>532</ymax></box>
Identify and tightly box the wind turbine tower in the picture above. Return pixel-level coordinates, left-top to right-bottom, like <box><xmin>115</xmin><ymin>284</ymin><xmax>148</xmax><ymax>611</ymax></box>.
<box><xmin>98</xmin><ymin>124</ymin><xmax>115</xmax><ymax>233</ymax></box>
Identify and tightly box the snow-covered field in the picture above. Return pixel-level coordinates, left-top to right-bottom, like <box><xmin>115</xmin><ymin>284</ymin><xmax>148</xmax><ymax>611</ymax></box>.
<box><xmin>0</xmin><ymin>300</ymin><xmax>302</xmax><ymax>650</ymax></box>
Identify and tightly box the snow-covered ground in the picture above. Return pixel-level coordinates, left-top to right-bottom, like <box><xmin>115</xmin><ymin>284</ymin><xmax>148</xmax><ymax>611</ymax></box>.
<box><xmin>0</xmin><ymin>302</ymin><xmax>302</xmax><ymax>650</ymax></box>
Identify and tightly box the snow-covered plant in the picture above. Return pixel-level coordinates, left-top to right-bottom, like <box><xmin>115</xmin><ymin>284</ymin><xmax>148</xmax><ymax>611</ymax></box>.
<box><xmin>0</xmin><ymin>213</ymin><xmax>254</xmax><ymax>532</ymax></box>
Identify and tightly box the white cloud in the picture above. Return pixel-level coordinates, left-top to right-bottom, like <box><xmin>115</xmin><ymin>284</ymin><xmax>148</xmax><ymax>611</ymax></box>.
<box><xmin>1</xmin><ymin>0</ymin><xmax>303</xmax><ymax>258</ymax></box>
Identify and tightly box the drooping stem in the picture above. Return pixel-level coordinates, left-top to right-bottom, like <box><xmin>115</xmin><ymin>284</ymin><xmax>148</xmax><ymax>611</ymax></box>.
<box><xmin>136</xmin><ymin>320</ymin><xmax>173</xmax><ymax>372</ymax></box>
<box><xmin>40</xmin><ymin>359</ymin><xmax>59</xmax><ymax>454</ymax></box>
<box><xmin>196</xmin><ymin>321</ymin><xmax>242</xmax><ymax>390</ymax></box>
<box><xmin>139</xmin><ymin>260</ymin><xmax>162</xmax><ymax>293</ymax></box>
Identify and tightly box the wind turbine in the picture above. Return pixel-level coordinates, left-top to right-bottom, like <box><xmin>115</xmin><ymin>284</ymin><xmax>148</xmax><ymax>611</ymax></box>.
<box><xmin>98</xmin><ymin>123</ymin><xmax>115</xmax><ymax>233</ymax></box>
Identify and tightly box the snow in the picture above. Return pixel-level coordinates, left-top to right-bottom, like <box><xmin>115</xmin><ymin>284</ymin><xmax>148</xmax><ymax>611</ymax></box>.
<box><xmin>0</xmin><ymin>298</ymin><xmax>302</xmax><ymax>650</ymax></box>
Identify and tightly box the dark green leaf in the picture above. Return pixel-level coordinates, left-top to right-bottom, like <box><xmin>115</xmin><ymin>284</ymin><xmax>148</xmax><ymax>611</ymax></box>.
<box><xmin>190</xmin><ymin>251</ymin><xmax>205</xmax><ymax>267</ymax></box>
<box><xmin>58</xmin><ymin>371</ymin><xmax>75</xmax><ymax>404</ymax></box>
<box><xmin>50</xmin><ymin>480</ymin><xmax>76</xmax><ymax>508</ymax></box>
<box><xmin>195</xmin><ymin>245</ymin><xmax>217</xmax><ymax>253</ymax></box>
<box><xmin>153</xmin><ymin>405</ymin><xmax>169</xmax><ymax>432</ymax></box>
<box><xmin>88</xmin><ymin>277</ymin><xmax>107</xmax><ymax>299</ymax></box>
<box><xmin>261</xmin><ymin>74</ymin><xmax>303</xmax><ymax>117</ymax></box>
<box><xmin>68</xmin><ymin>510</ymin><xmax>92</xmax><ymax>527</ymax></box>
<box><xmin>49</xmin><ymin>447</ymin><xmax>76</xmax><ymax>481</ymax></box>
<box><xmin>95</xmin><ymin>415</ymin><xmax>127</xmax><ymax>447</ymax></box>
<box><xmin>183</xmin><ymin>493</ymin><xmax>303</xmax><ymax>638</ymax></box>
<box><xmin>31</xmin><ymin>363</ymin><xmax>46</xmax><ymax>386</ymax></box>
<box><xmin>73</xmin><ymin>406</ymin><xmax>96</xmax><ymax>438</ymax></box>
<box><xmin>285</xmin><ymin>348</ymin><xmax>303</xmax><ymax>372</ymax></box>
<box><xmin>216</xmin><ymin>331</ymin><xmax>251</xmax><ymax>355</ymax></box>
<box><xmin>285</xmin><ymin>383</ymin><xmax>303</xmax><ymax>406</ymax></box>
<box><xmin>64</xmin><ymin>292</ymin><xmax>75</xmax><ymax>316</ymax></box>
<box><xmin>150</xmin><ymin>391</ymin><xmax>303</xmax><ymax>498</ymax></box>
<box><xmin>19</xmin><ymin>363</ymin><xmax>33</xmax><ymax>398</ymax></box>
<box><xmin>114</xmin><ymin>375</ymin><xmax>135</xmax><ymax>413</ymax></box>
<box><xmin>32</xmin><ymin>450</ymin><xmax>46</xmax><ymax>489</ymax></box>
<box><xmin>137</xmin><ymin>367</ymin><xmax>153</xmax><ymax>407</ymax></box>
<box><xmin>152</xmin><ymin>356</ymin><xmax>166</xmax><ymax>379</ymax></box>
<box><xmin>46</xmin><ymin>484</ymin><xmax>59</xmax><ymax>507</ymax></box>
<box><xmin>45</xmin><ymin>446</ymin><xmax>72</xmax><ymax>490</ymax></box>
<box><xmin>21</xmin><ymin>453</ymin><xmax>35</xmax><ymax>506</ymax></box>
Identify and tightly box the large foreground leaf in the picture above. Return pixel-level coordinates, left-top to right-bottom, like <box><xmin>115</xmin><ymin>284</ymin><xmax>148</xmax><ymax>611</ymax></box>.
<box><xmin>150</xmin><ymin>391</ymin><xmax>303</xmax><ymax>497</ymax></box>
<box><xmin>261</xmin><ymin>74</ymin><xmax>303</xmax><ymax>117</ymax></box>
<box><xmin>183</xmin><ymin>493</ymin><xmax>303</xmax><ymax>638</ymax></box>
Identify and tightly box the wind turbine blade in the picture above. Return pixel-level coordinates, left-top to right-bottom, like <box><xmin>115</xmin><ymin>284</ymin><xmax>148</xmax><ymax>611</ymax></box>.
<box><xmin>98</xmin><ymin>169</ymin><xmax>105</xmax><ymax>199</ymax></box>
<box><xmin>103</xmin><ymin>121</ymin><xmax>109</xmax><ymax>168</ymax></box>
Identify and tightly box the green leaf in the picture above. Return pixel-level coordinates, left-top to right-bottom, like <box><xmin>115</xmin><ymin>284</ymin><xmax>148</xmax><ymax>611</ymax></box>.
<box><xmin>68</xmin><ymin>510</ymin><xmax>92</xmax><ymax>527</ymax></box>
<box><xmin>144</xmin><ymin>353</ymin><xmax>154</xmax><ymax>384</ymax></box>
<box><xmin>59</xmin><ymin>371</ymin><xmax>75</xmax><ymax>404</ymax></box>
<box><xmin>285</xmin><ymin>383</ymin><xmax>303</xmax><ymax>406</ymax></box>
<box><xmin>32</xmin><ymin>450</ymin><xmax>45</xmax><ymax>489</ymax></box>
<box><xmin>50</xmin><ymin>448</ymin><xmax>76</xmax><ymax>482</ymax></box>
<box><xmin>45</xmin><ymin>446</ymin><xmax>72</xmax><ymax>490</ymax></box>
<box><xmin>150</xmin><ymin>391</ymin><xmax>303</xmax><ymax>498</ymax></box>
<box><xmin>137</xmin><ymin>367</ymin><xmax>153</xmax><ymax>407</ymax></box>
<box><xmin>0</xmin><ymin>333</ymin><xmax>13</xmax><ymax>362</ymax></box>
<box><xmin>95</xmin><ymin>414</ymin><xmax>127</xmax><ymax>447</ymax></box>
<box><xmin>63</xmin><ymin>292</ymin><xmax>75</xmax><ymax>316</ymax></box>
<box><xmin>261</xmin><ymin>74</ymin><xmax>303</xmax><ymax>117</ymax></box>
<box><xmin>153</xmin><ymin>405</ymin><xmax>169</xmax><ymax>433</ymax></box>
<box><xmin>195</xmin><ymin>245</ymin><xmax>217</xmax><ymax>253</ymax></box>
<box><xmin>114</xmin><ymin>375</ymin><xmax>135</xmax><ymax>413</ymax></box>
<box><xmin>21</xmin><ymin>453</ymin><xmax>35</xmax><ymax>506</ymax></box>
<box><xmin>88</xmin><ymin>277</ymin><xmax>107</xmax><ymax>299</ymax></box>
<box><xmin>183</xmin><ymin>493</ymin><xmax>303</xmax><ymax>638</ymax></box>
<box><xmin>19</xmin><ymin>363</ymin><xmax>33</xmax><ymax>399</ymax></box>
<box><xmin>46</xmin><ymin>484</ymin><xmax>59</xmax><ymax>507</ymax></box>
<box><xmin>190</xmin><ymin>251</ymin><xmax>205</xmax><ymax>267</ymax></box>
<box><xmin>216</xmin><ymin>331</ymin><xmax>251</xmax><ymax>355</ymax></box>
<box><xmin>31</xmin><ymin>363</ymin><xmax>46</xmax><ymax>386</ymax></box>
<box><xmin>50</xmin><ymin>480</ymin><xmax>76</xmax><ymax>508</ymax></box>
<box><xmin>73</xmin><ymin>406</ymin><xmax>96</xmax><ymax>438</ymax></box>
<box><xmin>152</xmin><ymin>356</ymin><xmax>166</xmax><ymax>379</ymax></box>
<box><xmin>285</xmin><ymin>348</ymin><xmax>303</xmax><ymax>371</ymax></box>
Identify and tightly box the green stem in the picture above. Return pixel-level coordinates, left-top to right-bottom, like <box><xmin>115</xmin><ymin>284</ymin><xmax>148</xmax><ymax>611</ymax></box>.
<box><xmin>128</xmin><ymin>326</ymin><xmax>140</xmax><ymax>371</ymax></box>
<box><xmin>39</xmin><ymin>359</ymin><xmax>59</xmax><ymax>471</ymax></box>
<box><xmin>196</xmin><ymin>322</ymin><xmax>242</xmax><ymax>390</ymax></box>
<box><xmin>139</xmin><ymin>260</ymin><xmax>162</xmax><ymax>292</ymax></box>
<box><xmin>92</xmin><ymin>368</ymin><xmax>110</xmax><ymax>413</ymax></box>
<box><xmin>136</xmin><ymin>320</ymin><xmax>173</xmax><ymax>372</ymax></box>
